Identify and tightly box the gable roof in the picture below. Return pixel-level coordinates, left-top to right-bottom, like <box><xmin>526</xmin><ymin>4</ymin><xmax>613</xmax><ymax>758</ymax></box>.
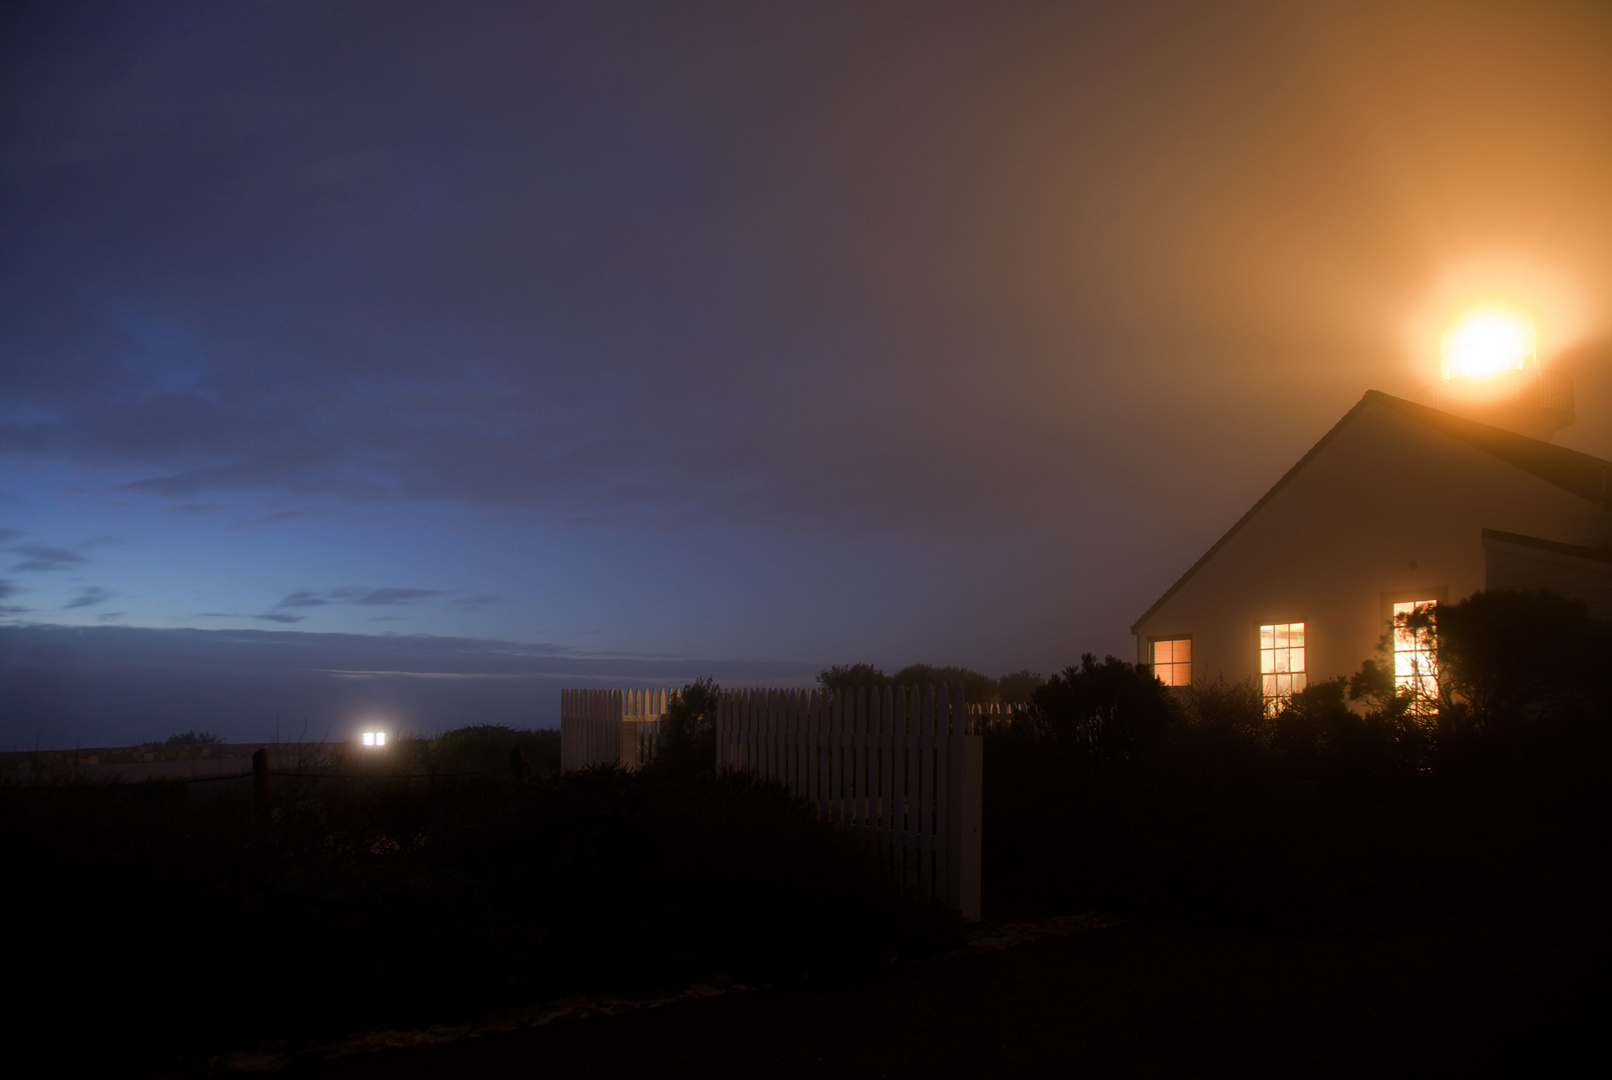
<box><xmin>1131</xmin><ymin>390</ymin><xmax>1612</xmax><ymax>633</ymax></box>
<box><xmin>1481</xmin><ymin>528</ymin><xmax>1612</xmax><ymax>566</ymax></box>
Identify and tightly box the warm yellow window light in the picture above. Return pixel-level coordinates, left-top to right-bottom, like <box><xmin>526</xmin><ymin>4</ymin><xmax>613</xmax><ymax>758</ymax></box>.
<box><xmin>1440</xmin><ymin>309</ymin><xmax>1537</xmax><ymax>381</ymax></box>
<box><xmin>1392</xmin><ymin>601</ymin><xmax>1438</xmax><ymax>708</ymax></box>
<box><xmin>361</xmin><ymin>731</ymin><xmax>386</xmax><ymax>747</ymax></box>
<box><xmin>1259</xmin><ymin>622</ymin><xmax>1306</xmax><ymax>714</ymax></box>
<box><xmin>1151</xmin><ymin>638</ymin><xmax>1192</xmax><ymax>687</ymax></box>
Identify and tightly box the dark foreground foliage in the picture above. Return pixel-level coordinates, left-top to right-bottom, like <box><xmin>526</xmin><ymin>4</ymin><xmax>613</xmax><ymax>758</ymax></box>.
<box><xmin>986</xmin><ymin>592</ymin><xmax>1612</xmax><ymax>931</ymax></box>
<box><xmin>3</xmin><ymin>728</ymin><xmax>955</xmax><ymax>1074</ymax></box>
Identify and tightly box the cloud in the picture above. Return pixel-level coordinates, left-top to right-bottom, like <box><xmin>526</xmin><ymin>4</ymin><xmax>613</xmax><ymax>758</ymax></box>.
<box><xmin>272</xmin><ymin>586</ymin><xmax>444</xmax><ymax>613</ymax></box>
<box><xmin>0</xmin><ymin>579</ymin><xmax>15</xmax><ymax>600</ymax></box>
<box><xmin>10</xmin><ymin>544</ymin><xmax>88</xmax><ymax>572</ymax></box>
<box><xmin>255</xmin><ymin>612</ymin><xmax>306</xmax><ymax>624</ymax></box>
<box><xmin>336</xmin><ymin>587</ymin><xmax>443</xmax><ymax>606</ymax></box>
<box><xmin>0</xmin><ymin>529</ymin><xmax>21</xmax><ymax>545</ymax></box>
<box><xmin>65</xmin><ymin>585</ymin><xmax>112</xmax><ymax>609</ymax></box>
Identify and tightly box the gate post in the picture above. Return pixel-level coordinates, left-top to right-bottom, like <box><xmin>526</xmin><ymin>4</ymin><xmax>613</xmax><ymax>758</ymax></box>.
<box><xmin>945</xmin><ymin>683</ymin><xmax>982</xmax><ymax>921</ymax></box>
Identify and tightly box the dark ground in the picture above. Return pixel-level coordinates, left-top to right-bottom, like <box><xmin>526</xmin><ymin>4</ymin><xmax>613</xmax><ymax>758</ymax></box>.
<box><xmin>285</xmin><ymin>891</ymin><xmax>1606</xmax><ymax>1080</ymax></box>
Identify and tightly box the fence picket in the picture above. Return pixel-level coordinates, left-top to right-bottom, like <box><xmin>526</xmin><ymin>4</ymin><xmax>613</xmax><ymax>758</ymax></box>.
<box><xmin>561</xmin><ymin>682</ymin><xmax>981</xmax><ymax>918</ymax></box>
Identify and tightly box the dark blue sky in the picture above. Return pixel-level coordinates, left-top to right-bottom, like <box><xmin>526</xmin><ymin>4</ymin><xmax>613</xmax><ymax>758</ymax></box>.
<box><xmin>3</xmin><ymin>2</ymin><xmax>1611</xmax><ymax>745</ymax></box>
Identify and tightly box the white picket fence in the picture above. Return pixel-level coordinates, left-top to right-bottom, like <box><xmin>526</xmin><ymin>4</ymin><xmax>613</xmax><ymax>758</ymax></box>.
<box><xmin>559</xmin><ymin>682</ymin><xmax>985</xmax><ymax>920</ymax></box>
<box><xmin>559</xmin><ymin>688</ymin><xmax>673</xmax><ymax>773</ymax></box>
<box><xmin>715</xmin><ymin>684</ymin><xmax>982</xmax><ymax>921</ymax></box>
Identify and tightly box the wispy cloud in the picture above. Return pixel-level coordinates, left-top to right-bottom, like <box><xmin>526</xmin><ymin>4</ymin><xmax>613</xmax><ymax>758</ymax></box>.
<box><xmin>65</xmin><ymin>585</ymin><xmax>112</xmax><ymax>609</ymax></box>
<box><xmin>10</xmin><ymin>543</ymin><xmax>87</xmax><ymax>572</ymax></box>
<box><xmin>270</xmin><ymin>586</ymin><xmax>444</xmax><ymax>615</ymax></box>
<box><xmin>337</xmin><ymin>587</ymin><xmax>442</xmax><ymax>606</ymax></box>
<box><xmin>322</xmin><ymin>669</ymin><xmax>529</xmax><ymax>680</ymax></box>
<box><xmin>255</xmin><ymin>612</ymin><xmax>305</xmax><ymax>624</ymax></box>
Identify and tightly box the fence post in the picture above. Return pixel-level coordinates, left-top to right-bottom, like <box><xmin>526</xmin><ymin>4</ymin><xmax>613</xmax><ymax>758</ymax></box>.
<box><xmin>252</xmin><ymin>747</ymin><xmax>269</xmax><ymax>825</ymax></box>
<box><xmin>946</xmin><ymin>682</ymin><xmax>983</xmax><ymax>922</ymax></box>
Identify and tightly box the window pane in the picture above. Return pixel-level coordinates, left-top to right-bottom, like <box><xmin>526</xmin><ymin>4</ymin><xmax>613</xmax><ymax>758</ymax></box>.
<box><xmin>1153</xmin><ymin>640</ymin><xmax>1173</xmax><ymax>665</ymax></box>
<box><xmin>1176</xmin><ymin>639</ymin><xmax>1191</xmax><ymax>662</ymax></box>
<box><xmin>1290</xmin><ymin>647</ymin><xmax>1304</xmax><ymax>673</ymax></box>
<box><xmin>1263</xmin><ymin>674</ymin><xmax>1277</xmax><ymax>696</ymax></box>
<box><xmin>1260</xmin><ymin>625</ymin><xmax>1274</xmax><ymax>650</ymax></box>
<box><xmin>1294</xmin><ymin>672</ymin><xmax>1307</xmax><ymax>693</ymax></box>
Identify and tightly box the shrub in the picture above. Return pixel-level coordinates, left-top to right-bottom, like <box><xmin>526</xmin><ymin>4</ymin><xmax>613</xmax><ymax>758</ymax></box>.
<box><xmin>6</xmin><ymin>752</ymin><xmax>952</xmax><ymax>1073</ymax></box>
<box><xmin>649</xmin><ymin>678</ymin><xmax>720</xmax><ymax>777</ymax></box>
<box><xmin>164</xmin><ymin>729</ymin><xmax>221</xmax><ymax>746</ymax></box>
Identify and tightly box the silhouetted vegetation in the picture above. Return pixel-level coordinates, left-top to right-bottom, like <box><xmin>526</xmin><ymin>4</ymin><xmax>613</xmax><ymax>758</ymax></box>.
<box><xmin>817</xmin><ymin>662</ymin><xmax>1034</xmax><ymax>704</ymax></box>
<box><xmin>648</xmin><ymin>677</ymin><xmax>721</xmax><ymax>777</ymax></box>
<box><xmin>5</xmin><ymin>727</ymin><xmax>952</xmax><ymax>1074</ymax></box>
<box><xmin>985</xmin><ymin>591</ymin><xmax>1612</xmax><ymax>930</ymax></box>
<box><xmin>163</xmin><ymin>729</ymin><xmax>221</xmax><ymax>746</ymax></box>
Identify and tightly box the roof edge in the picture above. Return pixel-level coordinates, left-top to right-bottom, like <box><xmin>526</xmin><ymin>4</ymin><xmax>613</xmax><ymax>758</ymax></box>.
<box><xmin>1481</xmin><ymin>528</ymin><xmax>1612</xmax><ymax>566</ymax></box>
<box><xmin>1130</xmin><ymin>390</ymin><xmax>1612</xmax><ymax>634</ymax></box>
<box><xmin>1130</xmin><ymin>393</ymin><xmax>1379</xmax><ymax>634</ymax></box>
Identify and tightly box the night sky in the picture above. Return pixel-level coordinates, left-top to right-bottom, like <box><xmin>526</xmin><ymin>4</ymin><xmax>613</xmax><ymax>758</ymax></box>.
<box><xmin>4</xmin><ymin>2</ymin><xmax>1612</xmax><ymax>746</ymax></box>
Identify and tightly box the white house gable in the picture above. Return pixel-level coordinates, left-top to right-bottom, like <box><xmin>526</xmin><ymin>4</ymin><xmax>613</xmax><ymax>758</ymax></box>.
<box><xmin>1133</xmin><ymin>392</ymin><xmax>1611</xmax><ymax>695</ymax></box>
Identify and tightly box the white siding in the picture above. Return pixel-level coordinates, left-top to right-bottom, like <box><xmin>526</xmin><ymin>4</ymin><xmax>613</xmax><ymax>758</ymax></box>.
<box><xmin>1135</xmin><ymin>399</ymin><xmax>1608</xmax><ymax>685</ymax></box>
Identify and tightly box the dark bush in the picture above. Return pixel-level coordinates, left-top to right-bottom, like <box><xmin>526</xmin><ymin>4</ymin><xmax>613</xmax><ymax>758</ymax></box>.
<box><xmin>5</xmin><ymin>752</ymin><xmax>950</xmax><ymax>1075</ymax></box>
<box><xmin>648</xmin><ymin>678</ymin><xmax>720</xmax><ymax>777</ymax></box>
<box><xmin>982</xmin><ymin>599</ymin><xmax>1612</xmax><ymax>930</ymax></box>
<box><xmin>164</xmin><ymin>729</ymin><xmax>221</xmax><ymax>746</ymax></box>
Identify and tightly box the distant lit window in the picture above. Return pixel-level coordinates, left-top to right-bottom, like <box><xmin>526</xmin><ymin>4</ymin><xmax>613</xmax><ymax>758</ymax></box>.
<box><xmin>1150</xmin><ymin>638</ymin><xmax>1192</xmax><ymax>687</ymax></box>
<box><xmin>1259</xmin><ymin>623</ymin><xmax>1306</xmax><ymax>714</ymax></box>
<box><xmin>362</xmin><ymin>731</ymin><xmax>386</xmax><ymax>747</ymax></box>
<box><xmin>1392</xmin><ymin>601</ymin><xmax>1439</xmax><ymax>709</ymax></box>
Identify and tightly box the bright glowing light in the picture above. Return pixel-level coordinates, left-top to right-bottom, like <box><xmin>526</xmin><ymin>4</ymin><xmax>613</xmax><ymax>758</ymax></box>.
<box><xmin>1441</xmin><ymin>309</ymin><xmax>1537</xmax><ymax>380</ymax></box>
<box><xmin>1392</xmin><ymin>601</ymin><xmax>1438</xmax><ymax>710</ymax></box>
<box><xmin>362</xmin><ymin>731</ymin><xmax>386</xmax><ymax>747</ymax></box>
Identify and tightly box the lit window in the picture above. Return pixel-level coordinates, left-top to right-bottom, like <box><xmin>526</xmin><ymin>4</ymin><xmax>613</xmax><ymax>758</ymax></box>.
<box><xmin>1392</xmin><ymin>601</ymin><xmax>1438</xmax><ymax>709</ymax></box>
<box><xmin>1150</xmin><ymin>638</ymin><xmax>1192</xmax><ymax>687</ymax></box>
<box><xmin>361</xmin><ymin>731</ymin><xmax>386</xmax><ymax>747</ymax></box>
<box><xmin>1259</xmin><ymin>622</ymin><xmax>1306</xmax><ymax>714</ymax></box>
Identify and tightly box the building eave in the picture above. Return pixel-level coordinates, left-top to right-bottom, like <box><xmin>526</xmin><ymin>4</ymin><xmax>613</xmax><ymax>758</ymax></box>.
<box><xmin>1130</xmin><ymin>390</ymin><xmax>1612</xmax><ymax>635</ymax></box>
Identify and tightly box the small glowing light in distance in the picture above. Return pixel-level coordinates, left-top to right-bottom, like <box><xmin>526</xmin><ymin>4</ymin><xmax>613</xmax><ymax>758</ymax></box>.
<box><xmin>1441</xmin><ymin>309</ymin><xmax>1537</xmax><ymax>380</ymax></box>
<box><xmin>362</xmin><ymin>731</ymin><xmax>386</xmax><ymax>747</ymax></box>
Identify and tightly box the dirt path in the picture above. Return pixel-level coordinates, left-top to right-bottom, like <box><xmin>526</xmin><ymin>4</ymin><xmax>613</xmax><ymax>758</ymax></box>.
<box><xmin>279</xmin><ymin>905</ymin><xmax>1604</xmax><ymax>1079</ymax></box>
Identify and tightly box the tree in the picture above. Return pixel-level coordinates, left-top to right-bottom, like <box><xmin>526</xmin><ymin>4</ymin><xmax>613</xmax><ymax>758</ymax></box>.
<box><xmin>816</xmin><ymin>663</ymin><xmax>888</xmax><ymax>692</ymax></box>
<box><xmin>653</xmin><ymin>677</ymin><xmax>721</xmax><ymax>776</ymax></box>
<box><xmin>817</xmin><ymin>662</ymin><xmax>1001</xmax><ymax>705</ymax></box>
<box><xmin>996</xmin><ymin>669</ymin><xmax>1046</xmax><ymax>707</ymax></box>
<box><xmin>1432</xmin><ymin>589</ymin><xmax>1611</xmax><ymax>733</ymax></box>
<box><xmin>1025</xmin><ymin>653</ymin><xmax>1177</xmax><ymax>767</ymax></box>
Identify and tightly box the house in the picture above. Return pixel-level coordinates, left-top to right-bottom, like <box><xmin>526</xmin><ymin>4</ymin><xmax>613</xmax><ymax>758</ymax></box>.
<box><xmin>1131</xmin><ymin>387</ymin><xmax>1612</xmax><ymax>710</ymax></box>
